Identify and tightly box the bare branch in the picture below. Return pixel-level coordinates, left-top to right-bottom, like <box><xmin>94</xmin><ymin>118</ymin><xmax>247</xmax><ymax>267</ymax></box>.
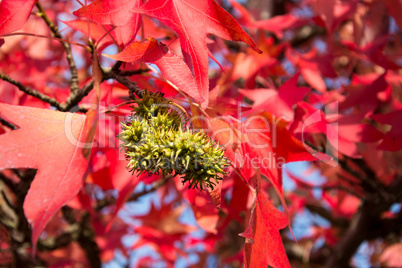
<box><xmin>0</xmin><ymin>73</ymin><xmax>63</xmax><ymax>110</ymax></box>
<box><xmin>36</xmin><ymin>2</ymin><xmax>79</xmax><ymax>94</ymax></box>
<box><xmin>127</xmin><ymin>176</ymin><xmax>171</xmax><ymax>202</ymax></box>
<box><xmin>302</xmin><ymin>184</ymin><xmax>364</xmax><ymax>199</ymax></box>
<box><xmin>96</xmin><ymin>176</ymin><xmax>171</xmax><ymax>211</ymax></box>
<box><xmin>106</xmin><ymin>71</ymin><xmax>145</xmax><ymax>98</ymax></box>
<box><xmin>0</xmin><ymin>115</ymin><xmax>17</xmax><ymax>130</ymax></box>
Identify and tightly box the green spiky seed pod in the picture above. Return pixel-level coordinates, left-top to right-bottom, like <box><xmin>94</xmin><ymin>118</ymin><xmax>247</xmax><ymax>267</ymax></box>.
<box><xmin>118</xmin><ymin>91</ymin><xmax>230</xmax><ymax>190</ymax></box>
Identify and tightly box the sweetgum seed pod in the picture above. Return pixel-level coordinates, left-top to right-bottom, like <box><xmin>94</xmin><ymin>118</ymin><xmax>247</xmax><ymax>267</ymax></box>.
<box><xmin>118</xmin><ymin>90</ymin><xmax>230</xmax><ymax>190</ymax></box>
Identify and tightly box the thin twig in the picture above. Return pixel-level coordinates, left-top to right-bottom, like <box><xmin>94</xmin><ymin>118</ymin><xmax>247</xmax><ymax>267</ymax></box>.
<box><xmin>127</xmin><ymin>176</ymin><xmax>171</xmax><ymax>202</ymax></box>
<box><xmin>101</xmin><ymin>101</ymin><xmax>135</xmax><ymax>114</ymax></box>
<box><xmin>307</xmin><ymin>184</ymin><xmax>364</xmax><ymax>199</ymax></box>
<box><xmin>0</xmin><ymin>73</ymin><xmax>63</xmax><ymax>110</ymax></box>
<box><xmin>36</xmin><ymin>2</ymin><xmax>79</xmax><ymax>94</ymax></box>
<box><xmin>95</xmin><ymin>176</ymin><xmax>171</xmax><ymax>211</ymax></box>
<box><xmin>0</xmin><ymin>116</ymin><xmax>17</xmax><ymax>130</ymax></box>
<box><xmin>107</xmin><ymin>71</ymin><xmax>145</xmax><ymax>98</ymax></box>
<box><xmin>118</xmin><ymin>69</ymin><xmax>150</xmax><ymax>76</ymax></box>
<box><xmin>2</xmin><ymin>32</ymin><xmax>88</xmax><ymax>49</ymax></box>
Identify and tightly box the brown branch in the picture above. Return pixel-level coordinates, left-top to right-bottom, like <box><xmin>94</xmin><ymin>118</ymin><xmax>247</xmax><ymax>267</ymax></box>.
<box><xmin>302</xmin><ymin>184</ymin><xmax>364</xmax><ymax>199</ymax></box>
<box><xmin>63</xmin><ymin>80</ymin><xmax>96</xmax><ymax>111</ymax></box>
<box><xmin>127</xmin><ymin>176</ymin><xmax>171</xmax><ymax>202</ymax></box>
<box><xmin>0</xmin><ymin>73</ymin><xmax>63</xmax><ymax>110</ymax></box>
<box><xmin>2</xmin><ymin>32</ymin><xmax>88</xmax><ymax>49</ymax></box>
<box><xmin>106</xmin><ymin>71</ymin><xmax>145</xmax><ymax>98</ymax></box>
<box><xmin>324</xmin><ymin>202</ymin><xmax>382</xmax><ymax>268</ymax></box>
<box><xmin>36</xmin><ymin>2</ymin><xmax>79</xmax><ymax>94</ymax></box>
<box><xmin>0</xmin><ymin>172</ymin><xmax>17</xmax><ymax>193</ymax></box>
<box><xmin>37</xmin><ymin>230</ymin><xmax>77</xmax><ymax>252</ymax></box>
<box><xmin>1</xmin><ymin>66</ymin><xmax>147</xmax><ymax>112</ymax></box>
<box><xmin>77</xmin><ymin>213</ymin><xmax>101</xmax><ymax>268</ymax></box>
<box><xmin>324</xmin><ymin>174</ymin><xmax>402</xmax><ymax>267</ymax></box>
<box><xmin>63</xmin><ymin>63</ymin><xmax>148</xmax><ymax>111</ymax></box>
<box><xmin>37</xmin><ymin>212</ymin><xmax>102</xmax><ymax>268</ymax></box>
<box><xmin>306</xmin><ymin>204</ymin><xmax>349</xmax><ymax>228</ymax></box>
<box><xmin>0</xmin><ymin>170</ymin><xmax>47</xmax><ymax>266</ymax></box>
<box><xmin>96</xmin><ymin>176</ymin><xmax>171</xmax><ymax>211</ymax></box>
<box><xmin>0</xmin><ymin>115</ymin><xmax>18</xmax><ymax>130</ymax></box>
<box><xmin>118</xmin><ymin>69</ymin><xmax>150</xmax><ymax>76</ymax></box>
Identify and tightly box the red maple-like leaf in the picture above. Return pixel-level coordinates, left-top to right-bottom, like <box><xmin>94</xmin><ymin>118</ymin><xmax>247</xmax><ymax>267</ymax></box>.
<box><xmin>229</xmin><ymin>37</ymin><xmax>286</xmax><ymax>89</ymax></box>
<box><xmin>339</xmin><ymin>73</ymin><xmax>391</xmax><ymax>116</ymax></box>
<box><xmin>286</xmin><ymin>47</ymin><xmax>337</xmax><ymax>92</ymax></box>
<box><xmin>239</xmin><ymin>73</ymin><xmax>311</xmax><ymax>120</ymax></box>
<box><xmin>175</xmin><ymin>177</ymin><xmax>220</xmax><ymax>234</ymax></box>
<box><xmin>208</xmin><ymin>114</ymin><xmax>327</xmax><ymax>220</ymax></box>
<box><xmin>385</xmin><ymin>0</ymin><xmax>402</xmax><ymax>30</ymax></box>
<box><xmin>62</xmin><ymin>20</ymin><xmax>116</xmax><ymax>51</ymax></box>
<box><xmin>135</xmin><ymin>202</ymin><xmax>194</xmax><ymax>235</ymax></box>
<box><xmin>104</xmin><ymin>38</ymin><xmax>203</xmax><ymax>103</ymax></box>
<box><xmin>0</xmin><ymin>103</ymin><xmax>96</xmax><ymax>248</ymax></box>
<box><xmin>372</xmin><ymin>110</ymin><xmax>402</xmax><ymax>151</ymax></box>
<box><xmin>229</xmin><ymin>0</ymin><xmax>307</xmax><ymax>39</ymax></box>
<box><xmin>313</xmin><ymin>0</ymin><xmax>358</xmax><ymax>34</ymax></box>
<box><xmin>73</xmin><ymin>0</ymin><xmax>140</xmax><ymax>26</ymax></box>
<box><xmin>240</xmin><ymin>190</ymin><xmax>290</xmax><ymax>268</ymax></box>
<box><xmin>0</xmin><ymin>0</ymin><xmax>37</xmax><ymax>36</ymax></box>
<box><xmin>73</xmin><ymin>0</ymin><xmax>142</xmax><ymax>46</ymax></box>
<box><xmin>131</xmin><ymin>0</ymin><xmax>261</xmax><ymax>108</ymax></box>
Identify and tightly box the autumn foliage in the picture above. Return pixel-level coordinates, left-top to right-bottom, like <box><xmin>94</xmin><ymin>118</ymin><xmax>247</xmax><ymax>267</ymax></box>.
<box><xmin>1</xmin><ymin>0</ymin><xmax>402</xmax><ymax>267</ymax></box>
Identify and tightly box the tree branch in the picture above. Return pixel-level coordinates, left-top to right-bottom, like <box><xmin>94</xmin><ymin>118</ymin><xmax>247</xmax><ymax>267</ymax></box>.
<box><xmin>306</xmin><ymin>204</ymin><xmax>349</xmax><ymax>228</ymax></box>
<box><xmin>36</xmin><ymin>2</ymin><xmax>79</xmax><ymax>94</ymax></box>
<box><xmin>96</xmin><ymin>176</ymin><xmax>171</xmax><ymax>211</ymax></box>
<box><xmin>324</xmin><ymin>174</ymin><xmax>402</xmax><ymax>267</ymax></box>
<box><xmin>77</xmin><ymin>213</ymin><xmax>101</xmax><ymax>268</ymax></box>
<box><xmin>0</xmin><ymin>73</ymin><xmax>63</xmax><ymax>110</ymax></box>
<box><xmin>1</xmin><ymin>65</ymin><xmax>147</xmax><ymax>112</ymax></box>
<box><xmin>106</xmin><ymin>71</ymin><xmax>145</xmax><ymax>98</ymax></box>
<box><xmin>127</xmin><ymin>176</ymin><xmax>171</xmax><ymax>202</ymax></box>
<box><xmin>0</xmin><ymin>115</ymin><xmax>18</xmax><ymax>130</ymax></box>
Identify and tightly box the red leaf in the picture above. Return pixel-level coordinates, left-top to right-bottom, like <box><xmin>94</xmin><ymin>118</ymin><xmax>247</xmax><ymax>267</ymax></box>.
<box><xmin>253</xmin><ymin>14</ymin><xmax>307</xmax><ymax>39</ymax></box>
<box><xmin>104</xmin><ymin>38</ymin><xmax>203</xmax><ymax>103</ymax></box>
<box><xmin>240</xmin><ymin>73</ymin><xmax>311</xmax><ymax>121</ymax></box>
<box><xmin>314</xmin><ymin>0</ymin><xmax>357</xmax><ymax>34</ymax></box>
<box><xmin>228</xmin><ymin>173</ymin><xmax>250</xmax><ymax>223</ymax></box>
<box><xmin>385</xmin><ymin>0</ymin><xmax>402</xmax><ymax>29</ymax></box>
<box><xmin>372</xmin><ymin>110</ymin><xmax>402</xmax><ymax>151</ymax></box>
<box><xmin>73</xmin><ymin>0</ymin><xmax>141</xmax><ymax>27</ymax></box>
<box><xmin>132</xmin><ymin>0</ymin><xmax>261</xmax><ymax>108</ymax></box>
<box><xmin>176</xmin><ymin>178</ymin><xmax>219</xmax><ymax>234</ymax></box>
<box><xmin>240</xmin><ymin>191</ymin><xmax>290</xmax><ymax>268</ymax></box>
<box><xmin>229</xmin><ymin>0</ymin><xmax>307</xmax><ymax>39</ymax></box>
<box><xmin>339</xmin><ymin>73</ymin><xmax>391</xmax><ymax>115</ymax></box>
<box><xmin>0</xmin><ymin>0</ymin><xmax>37</xmax><ymax>36</ymax></box>
<box><xmin>62</xmin><ymin>20</ymin><xmax>115</xmax><ymax>51</ymax></box>
<box><xmin>136</xmin><ymin>202</ymin><xmax>194</xmax><ymax>235</ymax></box>
<box><xmin>286</xmin><ymin>48</ymin><xmax>337</xmax><ymax>92</ymax></box>
<box><xmin>380</xmin><ymin>243</ymin><xmax>402</xmax><ymax>267</ymax></box>
<box><xmin>0</xmin><ymin>103</ymin><xmax>96</xmax><ymax>248</ymax></box>
<box><xmin>73</xmin><ymin>0</ymin><xmax>142</xmax><ymax>47</ymax></box>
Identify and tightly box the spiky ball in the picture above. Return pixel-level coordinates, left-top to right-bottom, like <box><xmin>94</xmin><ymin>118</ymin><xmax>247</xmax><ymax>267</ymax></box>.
<box><xmin>118</xmin><ymin>91</ymin><xmax>230</xmax><ymax>190</ymax></box>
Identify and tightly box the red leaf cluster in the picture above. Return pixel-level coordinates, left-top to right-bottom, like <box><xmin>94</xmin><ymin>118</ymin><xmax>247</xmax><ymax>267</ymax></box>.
<box><xmin>1</xmin><ymin>0</ymin><xmax>402</xmax><ymax>267</ymax></box>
